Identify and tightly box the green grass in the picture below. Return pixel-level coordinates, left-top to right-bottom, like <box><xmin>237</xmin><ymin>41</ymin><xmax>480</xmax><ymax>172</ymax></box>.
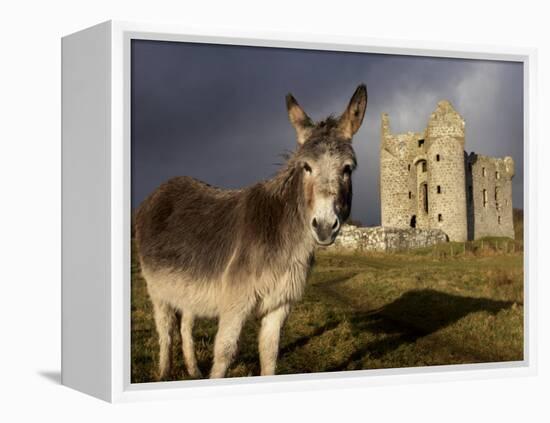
<box><xmin>131</xmin><ymin>248</ymin><xmax>523</xmax><ymax>383</ymax></box>
<box><xmin>409</xmin><ymin>237</ymin><xmax>522</xmax><ymax>257</ymax></box>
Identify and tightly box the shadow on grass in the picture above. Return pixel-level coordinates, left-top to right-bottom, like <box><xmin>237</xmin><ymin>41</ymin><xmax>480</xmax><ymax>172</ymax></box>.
<box><xmin>280</xmin><ymin>320</ymin><xmax>343</xmax><ymax>357</ymax></box>
<box><xmin>320</xmin><ymin>289</ymin><xmax>515</xmax><ymax>371</ymax></box>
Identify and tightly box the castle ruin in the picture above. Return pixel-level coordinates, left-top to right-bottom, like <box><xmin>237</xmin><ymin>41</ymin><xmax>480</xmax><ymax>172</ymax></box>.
<box><xmin>380</xmin><ymin>100</ymin><xmax>514</xmax><ymax>242</ymax></box>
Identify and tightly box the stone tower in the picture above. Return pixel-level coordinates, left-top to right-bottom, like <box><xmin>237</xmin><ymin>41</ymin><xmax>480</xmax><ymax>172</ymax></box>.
<box><xmin>466</xmin><ymin>153</ymin><xmax>515</xmax><ymax>239</ymax></box>
<box><xmin>424</xmin><ymin>100</ymin><xmax>468</xmax><ymax>242</ymax></box>
<box><xmin>380</xmin><ymin>100</ymin><xmax>514</xmax><ymax>242</ymax></box>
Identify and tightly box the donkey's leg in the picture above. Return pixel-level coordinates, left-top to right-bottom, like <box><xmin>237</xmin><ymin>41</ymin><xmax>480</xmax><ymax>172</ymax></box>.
<box><xmin>180</xmin><ymin>311</ymin><xmax>202</xmax><ymax>378</ymax></box>
<box><xmin>258</xmin><ymin>304</ymin><xmax>290</xmax><ymax>376</ymax></box>
<box><xmin>210</xmin><ymin>312</ymin><xmax>247</xmax><ymax>379</ymax></box>
<box><xmin>152</xmin><ymin>300</ymin><xmax>176</xmax><ymax>381</ymax></box>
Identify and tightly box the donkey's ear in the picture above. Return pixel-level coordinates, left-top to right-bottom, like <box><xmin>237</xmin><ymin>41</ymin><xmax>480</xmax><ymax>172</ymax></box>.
<box><xmin>286</xmin><ymin>94</ymin><xmax>314</xmax><ymax>145</ymax></box>
<box><xmin>338</xmin><ymin>84</ymin><xmax>368</xmax><ymax>140</ymax></box>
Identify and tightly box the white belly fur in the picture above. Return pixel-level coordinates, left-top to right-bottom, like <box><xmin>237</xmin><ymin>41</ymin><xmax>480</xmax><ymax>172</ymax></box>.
<box><xmin>141</xmin><ymin>259</ymin><xmax>310</xmax><ymax>319</ymax></box>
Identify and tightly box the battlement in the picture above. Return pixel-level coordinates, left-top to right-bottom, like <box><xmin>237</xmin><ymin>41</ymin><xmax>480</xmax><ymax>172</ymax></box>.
<box><xmin>426</xmin><ymin>100</ymin><xmax>465</xmax><ymax>139</ymax></box>
<box><xmin>467</xmin><ymin>153</ymin><xmax>515</xmax><ymax>179</ymax></box>
<box><xmin>381</xmin><ymin>100</ymin><xmax>465</xmax><ymax>161</ymax></box>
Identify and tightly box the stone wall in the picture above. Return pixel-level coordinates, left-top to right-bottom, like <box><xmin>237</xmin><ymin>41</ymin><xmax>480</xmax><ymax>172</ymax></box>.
<box><xmin>325</xmin><ymin>224</ymin><xmax>448</xmax><ymax>253</ymax></box>
<box><xmin>467</xmin><ymin>153</ymin><xmax>515</xmax><ymax>239</ymax></box>
<box><xmin>380</xmin><ymin>113</ymin><xmax>426</xmax><ymax>229</ymax></box>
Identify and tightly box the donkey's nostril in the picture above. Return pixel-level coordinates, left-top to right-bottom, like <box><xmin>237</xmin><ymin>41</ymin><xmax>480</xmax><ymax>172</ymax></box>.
<box><xmin>332</xmin><ymin>219</ymin><xmax>339</xmax><ymax>230</ymax></box>
<box><xmin>312</xmin><ymin>218</ymin><xmax>318</xmax><ymax>228</ymax></box>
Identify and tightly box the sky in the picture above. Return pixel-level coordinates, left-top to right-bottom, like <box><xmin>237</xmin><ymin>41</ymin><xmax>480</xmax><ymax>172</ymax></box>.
<box><xmin>131</xmin><ymin>40</ymin><xmax>524</xmax><ymax>226</ymax></box>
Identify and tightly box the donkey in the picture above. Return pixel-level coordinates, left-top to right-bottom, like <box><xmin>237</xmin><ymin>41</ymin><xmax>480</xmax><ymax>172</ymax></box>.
<box><xmin>134</xmin><ymin>84</ymin><xmax>368</xmax><ymax>380</ymax></box>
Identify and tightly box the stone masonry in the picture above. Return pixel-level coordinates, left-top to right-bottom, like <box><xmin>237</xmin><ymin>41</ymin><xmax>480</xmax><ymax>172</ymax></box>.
<box><xmin>326</xmin><ymin>224</ymin><xmax>448</xmax><ymax>253</ymax></box>
<box><xmin>380</xmin><ymin>100</ymin><xmax>515</xmax><ymax>241</ymax></box>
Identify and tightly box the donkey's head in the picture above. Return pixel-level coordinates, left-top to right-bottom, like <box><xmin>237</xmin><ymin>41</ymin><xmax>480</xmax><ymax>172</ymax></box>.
<box><xmin>286</xmin><ymin>84</ymin><xmax>368</xmax><ymax>245</ymax></box>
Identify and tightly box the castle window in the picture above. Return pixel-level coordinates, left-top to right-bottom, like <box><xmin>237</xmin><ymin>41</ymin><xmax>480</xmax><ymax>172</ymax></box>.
<box><xmin>409</xmin><ymin>191</ymin><xmax>412</xmax><ymax>199</ymax></box>
<box><xmin>418</xmin><ymin>139</ymin><xmax>425</xmax><ymax>147</ymax></box>
<box><xmin>498</xmin><ymin>216</ymin><xmax>502</xmax><ymax>225</ymax></box>
<box><xmin>410</xmin><ymin>215</ymin><xmax>417</xmax><ymax>228</ymax></box>
<box><xmin>436</xmin><ymin>154</ymin><xmax>440</xmax><ymax>161</ymax></box>
<box><xmin>422</xmin><ymin>161</ymin><xmax>427</xmax><ymax>172</ymax></box>
<box><xmin>483</xmin><ymin>189</ymin><xmax>488</xmax><ymax>208</ymax></box>
<box><xmin>408</xmin><ymin>164</ymin><xmax>411</xmax><ymax>171</ymax></box>
<box><xmin>482</xmin><ymin>167</ymin><xmax>486</xmax><ymax>177</ymax></box>
<box><xmin>422</xmin><ymin>183</ymin><xmax>429</xmax><ymax>213</ymax></box>
<box><xmin>496</xmin><ymin>171</ymin><xmax>500</xmax><ymax>179</ymax></box>
<box><xmin>438</xmin><ymin>214</ymin><xmax>443</xmax><ymax>222</ymax></box>
<box><xmin>437</xmin><ymin>185</ymin><xmax>441</xmax><ymax>194</ymax></box>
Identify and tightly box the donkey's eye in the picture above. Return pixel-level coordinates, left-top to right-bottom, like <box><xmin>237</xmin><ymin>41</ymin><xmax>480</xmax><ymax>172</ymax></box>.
<box><xmin>343</xmin><ymin>165</ymin><xmax>352</xmax><ymax>176</ymax></box>
<box><xmin>303</xmin><ymin>163</ymin><xmax>312</xmax><ymax>174</ymax></box>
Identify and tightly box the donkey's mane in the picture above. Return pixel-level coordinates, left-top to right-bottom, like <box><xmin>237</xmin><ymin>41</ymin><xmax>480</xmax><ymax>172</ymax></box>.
<box><xmin>313</xmin><ymin>115</ymin><xmax>339</xmax><ymax>133</ymax></box>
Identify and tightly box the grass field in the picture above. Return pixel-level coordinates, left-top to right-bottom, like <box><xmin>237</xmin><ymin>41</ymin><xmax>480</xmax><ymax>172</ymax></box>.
<box><xmin>131</xmin><ymin>240</ymin><xmax>523</xmax><ymax>383</ymax></box>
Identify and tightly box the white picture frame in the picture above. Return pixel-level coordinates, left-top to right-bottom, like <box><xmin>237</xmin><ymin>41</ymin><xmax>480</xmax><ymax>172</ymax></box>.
<box><xmin>61</xmin><ymin>20</ymin><xmax>538</xmax><ymax>403</ymax></box>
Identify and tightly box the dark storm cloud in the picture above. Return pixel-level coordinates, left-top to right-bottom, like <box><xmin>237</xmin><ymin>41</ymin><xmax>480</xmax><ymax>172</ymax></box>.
<box><xmin>131</xmin><ymin>40</ymin><xmax>523</xmax><ymax>225</ymax></box>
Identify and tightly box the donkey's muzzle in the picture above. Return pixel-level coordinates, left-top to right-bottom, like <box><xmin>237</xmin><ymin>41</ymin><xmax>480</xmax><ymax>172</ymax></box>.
<box><xmin>311</xmin><ymin>217</ymin><xmax>340</xmax><ymax>245</ymax></box>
